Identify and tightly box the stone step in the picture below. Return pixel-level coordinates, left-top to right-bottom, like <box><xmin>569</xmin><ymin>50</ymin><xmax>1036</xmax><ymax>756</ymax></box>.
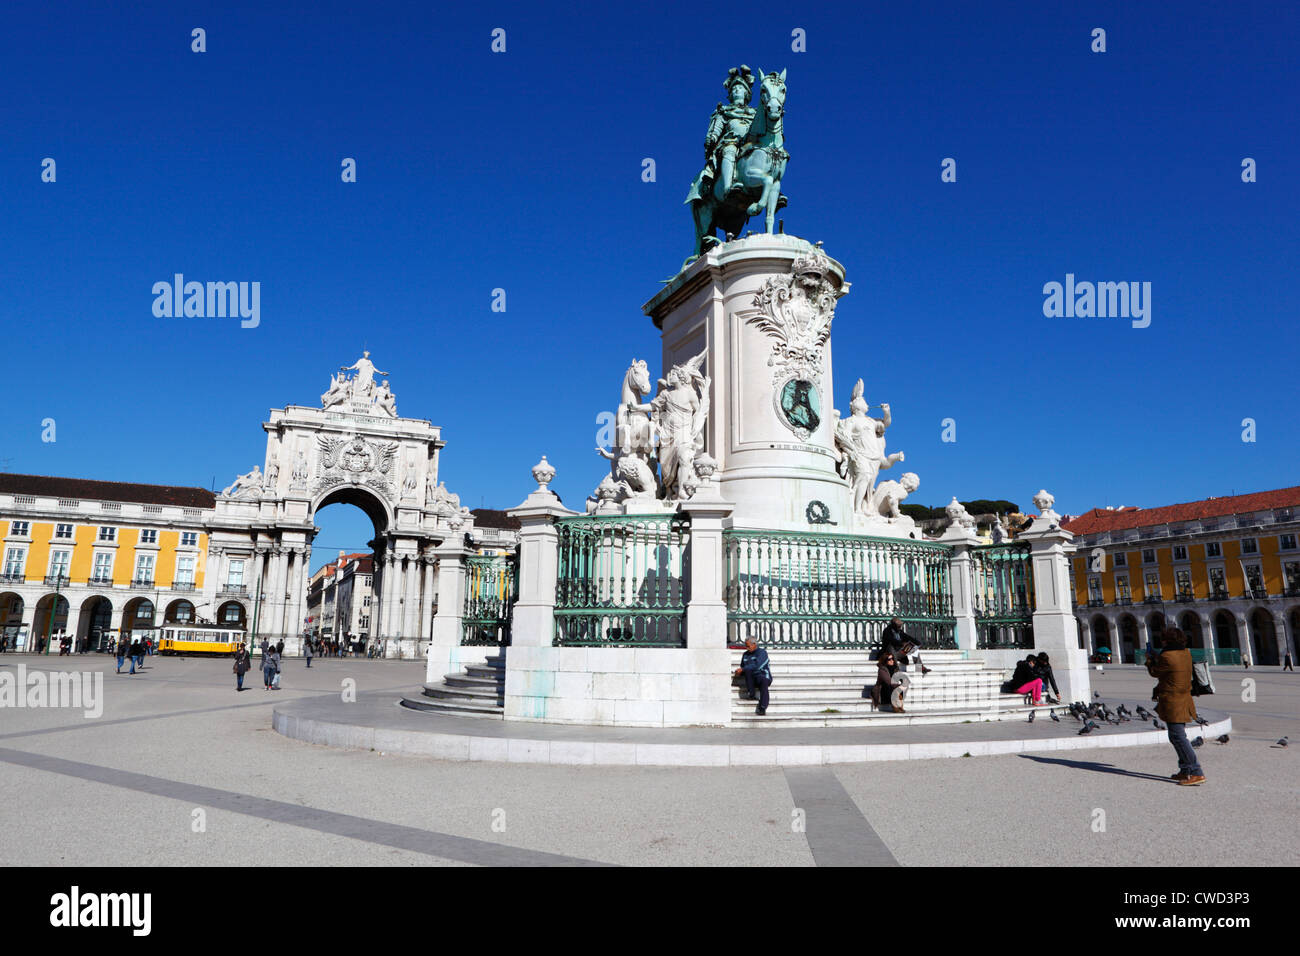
<box><xmin>399</xmin><ymin>695</ymin><xmax>504</xmax><ymax>718</ymax></box>
<box><xmin>728</xmin><ymin>686</ymin><xmax>1008</xmax><ymax>707</ymax></box>
<box><xmin>452</xmin><ymin>670</ymin><xmax>504</xmax><ymax>686</ymax></box>
<box><xmin>729</xmin><ymin>705</ymin><xmax>1036</xmax><ymax>728</ymax></box>
<box><xmin>737</xmin><ymin>664</ymin><xmax>996</xmax><ymax>680</ymax></box>
<box><xmin>729</xmin><ymin>649</ymin><xmax>969</xmax><ymax>662</ymax></box>
<box><xmin>423</xmin><ymin>683</ymin><xmax>502</xmax><ymax>702</ymax></box>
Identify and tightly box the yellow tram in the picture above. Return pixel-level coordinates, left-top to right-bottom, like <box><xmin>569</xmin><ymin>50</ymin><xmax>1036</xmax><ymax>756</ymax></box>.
<box><xmin>159</xmin><ymin>624</ymin><xmax>246</xmax><ymax>656</ymax></box>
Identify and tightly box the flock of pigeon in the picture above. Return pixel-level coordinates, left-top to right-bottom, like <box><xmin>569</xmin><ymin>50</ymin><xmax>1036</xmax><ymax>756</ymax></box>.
<box><xmin>1029</xmin><ymin>694</ymin><xmax>1290</xmax><ymax>750</ymax></box>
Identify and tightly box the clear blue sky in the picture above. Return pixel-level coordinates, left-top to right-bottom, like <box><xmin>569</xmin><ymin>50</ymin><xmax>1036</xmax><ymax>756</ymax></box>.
<box><xmin>3</xmin><ymin>1</ymin><xmax>1296</xmax><ymax>570</ymax></box>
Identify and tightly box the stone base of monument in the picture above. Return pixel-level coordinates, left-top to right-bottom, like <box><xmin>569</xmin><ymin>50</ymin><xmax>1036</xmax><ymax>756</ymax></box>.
<box><xmin>728</xmin><ymin>649</ymin><xmax>1034</xmax><ymax>727</ymax></box>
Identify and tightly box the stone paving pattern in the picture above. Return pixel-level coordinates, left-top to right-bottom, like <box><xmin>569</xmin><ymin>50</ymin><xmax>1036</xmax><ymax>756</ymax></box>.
<box><xmin>1</xmin><ymin>656</ymin><xmax>1295</xmax><ymax>866</ymax></box>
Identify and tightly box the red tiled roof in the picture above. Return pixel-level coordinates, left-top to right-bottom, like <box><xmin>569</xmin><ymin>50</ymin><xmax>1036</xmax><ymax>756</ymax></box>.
<box><xmin>1063</xmin><ymin>486</ymin><xmax>1300</xmax><ymax>535</ymax></box>
<box><xmin>0</xmin><ymin>472</ymin><xmax>215</xmax><ymax>509</ymax></box>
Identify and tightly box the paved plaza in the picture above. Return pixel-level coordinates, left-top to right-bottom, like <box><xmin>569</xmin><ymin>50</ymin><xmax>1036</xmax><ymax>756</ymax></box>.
<box><xmin>1</xmin><ymin>654</ymin><xmax>1295</xmax><ymax>867</ymax></box>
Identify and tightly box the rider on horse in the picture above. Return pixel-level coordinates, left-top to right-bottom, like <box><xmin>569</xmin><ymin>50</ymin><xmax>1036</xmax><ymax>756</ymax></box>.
<box><xmin>686</xmin><ymin>65</ymin><xmax>756</xmax><ymax>204</ymax></box>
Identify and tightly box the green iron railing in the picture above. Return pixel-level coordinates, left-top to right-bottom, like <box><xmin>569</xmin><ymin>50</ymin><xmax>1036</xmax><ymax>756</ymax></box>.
<box><xmin>554</xmin><ymin>514</ymin><xmax>689</xmax><ymax>647</ymax></box>
<box><xmin>723</xmin><ymin>529</ymin><xmax>956</xmax><ymax>648</ymax></box>
<box><xmin>461</xmin><ymin>553</ymin><xmax>517</xmax><ymax>646</ymax></box>
<box><xmin>972</xmin><ymin>543</ymin><xmax>1034</xmax><ymax>649</ymax></box>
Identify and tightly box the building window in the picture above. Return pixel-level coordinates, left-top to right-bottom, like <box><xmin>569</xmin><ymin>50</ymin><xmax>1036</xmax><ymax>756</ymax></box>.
<box><xmin>362</xmin><ymin>596</ymin><xmax>371</xmax><ymax>608</ymax></box>
<box><xmin>1116</xmin><ymin>575</ymin><xmax>1131</xmax><ymax>600</ymax></box>
<box><xmin>181</xmin><ymin>532</ymin><xmax>198</xmax><ymax>547</ymax></box>
<box><xmin>135</xmin><ymin>600</ymin><xmax>154</xmax><ymax>621</ymax></box>
<box><xmin>98</xmin><ymin>527</ymin><xmax>116</xmax><ymax>542</ymax></box>
<box><xmin>1175</xmin><ymin>569</ymin><xmax>1192</xmax><ymax>596</ymax></box>
<box><xmin>1280</xmin><ymin>534</ymin><xmax>1298</xmax><ymax>551</ymax></box>
<box><xmin>1114</xmin><ymin>552</ymin><xmax>1126</xmax><ymax>567</ymax></box>
<box><xmin>1241</xmin><ymin>538</ymin><xmax>1258</xmax><ymax>555</ymax></box>
<box><xmin>175</xmin><ymin>556</ymin><xmax>195</xmax><ymax>585</ymax></box>
<box><xmin>1142</xmin><ymin>549</ymin><xmax>1155</xmax><ymax>564</ymax></box>
<box><xmin>3</xmin><ymin>548</ymin><xmax>26</xmax><ymax>577</ymax></box>
<box><xmin>1206</xmin><ymin>541</ymin><xmax>1222</xmax><ymax>558</ymax></box>
<box><xmin>222</xmin><ymin>604</ymin><xmax>242</xmax><ymax>623</ymax></box>
<box><xmin>92</xmin><ymin>553</ymin><xmax>113</xmax><ymax>582</ymax></box>
<box><xmin>55</xmin><ymin>523</ymin><xmax>74</xmax><ymax>539</ymax></box>
<box><xmin>359</xmin><ymin>615</ymin><xmax>369</xmax><ymax>629</ymax></box>
<box><xmin>139</xmin><ymin>529</ymin><xmax>158</xmax><ymax>544</ymax></box>
<box><xmin>227</xmin><ymin>560</ymin><xmax>244</xmax><ymax>588</ymax></box>
<box><xmin>1209</xmin><ymin>567</ymin><xmax>1227</xmax><ymax>595</ymax></box>
<box><xmin>10</xmin><ymin>521</ymin><xmax>30</xmax><ymax>537</ymax></box>
<box><xmin>1244</xmin><ymin>564</ymin><xmax>1264</xmax><ymax>594</ymax></box>
<box><xmin>1087</xmin><ymin>578</ymin><xmax>1102</xmax><ymax>602</ymax></box>
<box><xmin>1144</xmin><ymin>572</ymin><xmax>1161</xmax><ymax>600</ymax></box>
<box><xmin>134</xmin><ymin>554</ymin><xmax>155</xmax><ymax>584</ymax></box>
<box><xmin>1172</xmin><ymin>545</ymin><xmax>1188</xmax><ymax>561</ymax></box>
<box><xmin>1285</xmin><ymin>561</ymin><xmax>1300</xmax><ymax>592</ymax></box>
<box><xmin>364</xmin><ymin>576</ymin><xmax>372</xmax><ymax>587</ymax></box>
<box><xmin>49</xmin><ymin>549</ymin><xmax>72</xmax><ymax>578</ymax></box>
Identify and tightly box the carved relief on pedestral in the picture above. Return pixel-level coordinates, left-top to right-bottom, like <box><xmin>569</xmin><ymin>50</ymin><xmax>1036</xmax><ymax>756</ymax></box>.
<box><xmin>748</xmin><ymin>243</ymin><xmax>844</xmax><ymax>440</ymax></box>
<box><xmin>313</xmin><ymin>433</ymin><xmax>398</xmax><ymax>495</ymax></box>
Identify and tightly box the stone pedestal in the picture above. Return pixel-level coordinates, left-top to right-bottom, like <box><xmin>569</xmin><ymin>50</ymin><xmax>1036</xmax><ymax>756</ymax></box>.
<box><xmin>940</xmin><ymin>523</ymin><xmax>981</xmax><ymax>652</ymax></box>
<box><xmin>424</xmin><ymin>538</ymin><xmax>470</xmax><ymax>684</ymax></box>
<box><xmin>643</xmin><ymin>234</ymin><xmax>858</xmax><ymax>532</ymax></box>
<box><xmin>1021</xmin><ymin>522</ymin><xmax>1092</xmax><ymax>703</ymax></box>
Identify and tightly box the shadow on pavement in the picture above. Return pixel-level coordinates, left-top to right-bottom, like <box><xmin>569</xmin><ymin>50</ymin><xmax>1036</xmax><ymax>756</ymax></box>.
<box><xmin>1017</xmin><ymin>753</ymin><xmax>1171</xmax><ymax>783</ymax></box>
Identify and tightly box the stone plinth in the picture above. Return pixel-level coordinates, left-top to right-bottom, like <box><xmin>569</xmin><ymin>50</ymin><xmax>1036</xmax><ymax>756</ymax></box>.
<box><xmin>643</xmin><ymin>234</ymin><xmax>856</xmax><ymax>532</ymax></box>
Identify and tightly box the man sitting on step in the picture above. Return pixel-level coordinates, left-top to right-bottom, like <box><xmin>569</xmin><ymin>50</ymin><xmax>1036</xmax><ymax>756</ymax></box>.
<box><xmin>877</xmin><ymin>617</ymin><xmax>932</xmax><ymax>676</ymax></box>
<box><xmin>736</xmin><ymin>637</ymin><xmax>772</xmax><ymax>716</ymax></box>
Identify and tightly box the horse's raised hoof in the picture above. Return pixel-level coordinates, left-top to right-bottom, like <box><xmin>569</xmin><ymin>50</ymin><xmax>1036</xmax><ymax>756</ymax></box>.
<box><xmin>747</xmin><ymin>203</ymin><xmax>763</xmax><ymax>216</ymax></box>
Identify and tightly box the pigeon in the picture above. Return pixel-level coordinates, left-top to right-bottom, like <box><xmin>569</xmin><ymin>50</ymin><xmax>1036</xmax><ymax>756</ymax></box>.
<box><xmin>1216</xmin><ymin>735</ymin><xmax>1229</xmax><ymax>744</ymax></box>
<box><xmin>1078</xmin><ymin>720</ymin><xmax>1098</xmax><ymax>735</ymax></box>
<box><xmin>1028</xmin><ymin>710</ymin><xmax>1035</xmax><ymax>723</ymax></box>
<box><xmin>1136</xmin><ymin>706</ymin><xmax>1153</xmax><ymax>720</ymax></box>
<box><xmin>1050</xmin><ymin>710</ymin><xmax>1060</xmax><ymax>723</ymax></box>
<box><xmin>1192</xmin><ymin>736</ymin><xmax>1204</xmax><ymax>748</ymax></box>
<box><xmin>1116</xmin><ymin>705</ymin><xmax>1130</xmax><ymax>719</ymax></box>
<box><xmin>1101</xmin><ymin>704</ymin><xmax>1115</xmax><ymax>721</ymax></box>
<box><xmin>1195</xmin><ymin>716</ymin><xmax>1209</xmax><ymax>726</ymax></box>
<box><xmin>1094</xmin><ymin>691</ymin><xmax>1101</xmax><ymax>698</ymax></box>
<box><xmin>1276</xmin><ymin>737</ymin><xmax>1289</xmax><ymax>748</ymax></box>
<box><xmin>1153</xmin><ymin>719</ymin><xmax>1165</xmax><ymax>730</ymax></box>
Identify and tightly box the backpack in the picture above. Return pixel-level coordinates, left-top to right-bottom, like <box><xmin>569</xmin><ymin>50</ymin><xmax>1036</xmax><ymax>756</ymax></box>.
<box><xmin>1191</xmin><ymin>660</ymin><xmax>1215</xmax><ymax>696</ymax></box>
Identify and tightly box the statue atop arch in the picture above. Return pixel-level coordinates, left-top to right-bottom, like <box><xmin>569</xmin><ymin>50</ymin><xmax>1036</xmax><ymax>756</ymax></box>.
<box><xmin>322</xmin><ymin>351</ymin><xmax>398</xmax><ymax>416</ymax></box>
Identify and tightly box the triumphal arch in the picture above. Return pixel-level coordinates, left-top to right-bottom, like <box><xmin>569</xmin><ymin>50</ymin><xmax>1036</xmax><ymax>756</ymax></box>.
<box><xmin>203</xmin><ymin>352</ymin><xmax>475</xmax><ymax>660</ymax></box>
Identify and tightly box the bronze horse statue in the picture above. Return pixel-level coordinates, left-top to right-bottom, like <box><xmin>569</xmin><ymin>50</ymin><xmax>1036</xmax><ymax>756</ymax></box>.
<box><xmin>684</xmin><ymin>69</ymin><xmax>788</xmax><ymax>270</ymax></box>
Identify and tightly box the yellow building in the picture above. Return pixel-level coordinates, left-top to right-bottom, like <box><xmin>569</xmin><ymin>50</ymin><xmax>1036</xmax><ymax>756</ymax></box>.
<box><xmin>1</xmin><ymin>474</ymin><xmax>214</xmax><ymax>650</ymax></box>
<box><xmin>1064</xmin><ymin>486</ymin><xmax>1300</xmax><ymax>665</ymax></box>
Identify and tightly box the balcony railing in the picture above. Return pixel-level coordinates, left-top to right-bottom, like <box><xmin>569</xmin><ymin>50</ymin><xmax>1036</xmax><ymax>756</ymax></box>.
<box><xmin>1249</xmin><ymin>587</ymin><xmax>1268</xmax><ymax>599</ymax></box>
<box><xmin>170</xmin><ymin>581</ymin><xmax>196</xmax><ymax>592</ymax></box>
<box><xmin>88</xmin><ymin>576</ymin><xmax>114</xmax><ymax>587</ymax></box>
<box><xmin>1143</xmin><ymin>595</ymin><xmax>1163</xmax><ymax>604</ymax></box>
<box><xmin>1175</xmin><ymin>591</ymin><xmax>1195</xmax><ymax>603</ymax></box>
<box><xmin>1116</xmin><ymin>596</ymin><xmax>1133</xmax><ymax>605</ymax></box>
<box><xmin>1087</xmin><ymin>598</ymin><xmax>1105</xmax><ymax>607</ymax></box>
<box><xmin>131</xmin><ymin>577</ymin><xmax>155</xmax><ymax>588</ymax></box>
<box><xmin>219</xmin><ymin>584</ymin><xmax>248</xmax><ymax>596</ymax></box>
<box><xmin>1210</xmin><ymin>589</ymin><xmax>1230</xmax><ymax>601</ymax></box>
<box><xmin>0</xmin><ymin>572</ymin><xmax>25</xmax><ymax>584</ymax></box>
<box><xmin>44</xmin><ymin>574</ymin><xmax>70</xmax><ymax>587</ymax></box>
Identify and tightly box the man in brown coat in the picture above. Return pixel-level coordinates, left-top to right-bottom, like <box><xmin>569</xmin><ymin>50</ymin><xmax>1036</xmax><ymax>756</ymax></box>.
<box><xmin>1145</xmin><ymin>626</ymin><xmax>1204</xmax><ymax>785</ymax></box>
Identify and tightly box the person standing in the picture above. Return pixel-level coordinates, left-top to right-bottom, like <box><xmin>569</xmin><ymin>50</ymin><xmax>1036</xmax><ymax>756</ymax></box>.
<box><xmin>270</xmin><ymin>645</ymin><xmax>282</xmax><ymax>690</ymax></box>
<box><xmin>263</xmin><ymin>646</ymin><xmax>277</xmax><ymax>690</ymax></box>
<box><xmin>304</xmin><ymin>638</ymin><xmax>313</xmax><ymax>668</ymax></box>
<box><xmin>128</xmin><ymin>637</ymin><xmax>142</xmax><ymax>674</ymax></box>
<box><xmin>115</xmin><ymin>636</ymin><xmax>127</xmax><ymax>674</ymax></box>
<box><xmin>233</xmin><ymin>642</ymin><xmax>250</xmax><ymax>691</ymax></box>
<box><xmin>735</xmin><ymin>637</ymin><xmax>772</xmax><ymax>716</ymax></box>
<box><xmin>1284</xmin><ymin>651</ymin><xmax>1295</xmax><ymax>672</ymax></box>
<box><xmin>1146</xmin><ymin>626</ymin><xmax>1204</xmax><ymax>786</ymax></box>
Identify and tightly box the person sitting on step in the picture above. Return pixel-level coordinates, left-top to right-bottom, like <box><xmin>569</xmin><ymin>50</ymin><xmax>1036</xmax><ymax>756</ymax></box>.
<box><xmin>736</xmin><ymin>637</ymin><xmax>772</xmax><ymax>716</ymax></box>
<box><xmin>873</xmin><ymin>651</ymin><xmax>910</xmax><ymax>712</ymax></box>
<box><xmin>877</xmin><ymin>617</ymin><xmax>931</xmax><ymax>675</ymax></box>
<box><xmin>1003</xmin><ymin>654</ymin><xmax>1044</xmax><ymax>705</ymax></box>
